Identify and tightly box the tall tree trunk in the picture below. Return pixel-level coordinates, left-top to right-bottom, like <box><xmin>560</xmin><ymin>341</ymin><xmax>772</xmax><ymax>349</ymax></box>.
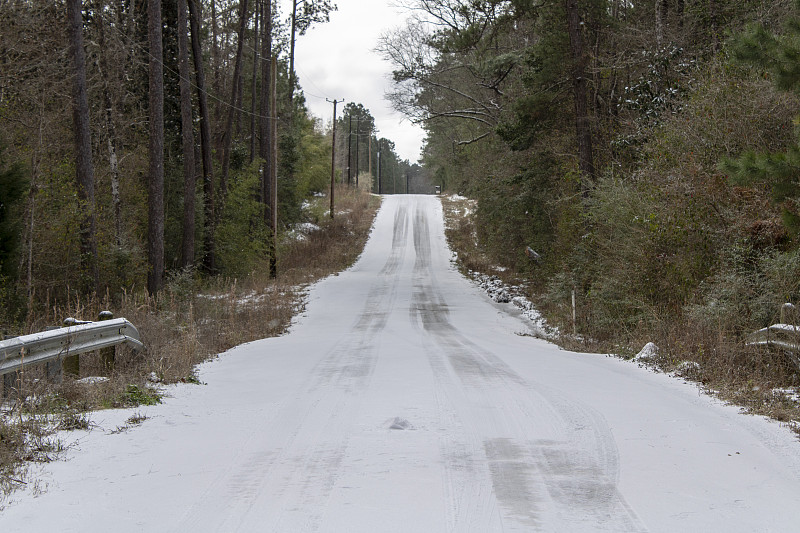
<box><xmin>565</xmin><ymin>0</ymin><xmax>595</xmax><ymax>198</ymax></box>
<box><xmin>189</xmin><ymin>0</ymin><xmax>216</xmax><ymax>273</ymax></box>
<box><xmin>259</xmin><ymin>0</ymin><xmax>272</xmax><ymax>216</ymax></box>
<box><xmin>250</xmin><ymin>0</ymin><xmax>259</xmax><ymax>164</ymax></box>
<box><xmin>147</xmin><ymin>0</ymin><xmax>165</xmax><ymax>293</ymax></box>
<box><xmin>289</xmin><ymin>0</ymin><xmax>297</xmax><ymax>106</ymax></box>
<box><xmin>709</xmin><ymin>0</ymin><xmax>718</xmax><ymax>51</ymax></box>
<box><xmin>210</xmin><ymin>0</ymin><xmax>222</xmax><ymax>149</ymax></box>
<box><xmin>95</xmin><ymin>3</ymin><xmax>123</xmax><ymax>249</ymax></box>
<box><xmin>220</xmin><ymin>0</ymin><xmax>250</xmax><ymax>206</ymax></box>
<box><xmin>67</xmin><ymin>0</ymin><xmax>99</xmax><ymax>293</ymax></box>
<box><xmin>655</xmin><ymin>0</ymin><xmax>668</xmax><ymax>49</ymax></box>
<box><xmin>178</xmin><ymin>0</ymin><xmax>196</xmax><ymax>268</ymax></box>
<box><xmin>269</xmin><ymin>55</ymin><xmax>278</xmax><ymax>278</ymax></box>
<box><xmin>259</xmin><ymin>0</ymin><xmax>277</xmax><ymax>277</ymax></box>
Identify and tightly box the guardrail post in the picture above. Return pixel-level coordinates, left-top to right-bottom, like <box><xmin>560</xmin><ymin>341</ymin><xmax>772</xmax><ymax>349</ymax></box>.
<box><xmin>781</xmin><ymin>303</ymin><xmax>796</xmax><ymax>325</ymax></box>
<box><xmin>2</xmin><ymin>348</ymin><xmax>22</xmax><ymax>401</ymax></box>
<box><xmin>1</xmin><ymin>371</ymin><xmax>16</xmax><ymax>400</ymax></box>
<box><xmin>44</xmin><ymin>326</ymin><xmax>63</xmax><ymax>384</ymax></box>
<box><xmin>98</xmin><ymin>310</ymin><xmax>115</xmax><ymax>372</ymax></box>
<box><xmin>63</xmin><ymin>318</ymin><xmax>80</xmax><ymax>377</ymax></box>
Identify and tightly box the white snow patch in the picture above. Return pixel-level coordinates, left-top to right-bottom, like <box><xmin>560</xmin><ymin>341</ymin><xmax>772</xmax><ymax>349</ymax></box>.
<box><xmin>76</xmin><ymin>377</ymin><xmax>109</xmax><ymax>385</ymax></box>
<box><xmin>634</xmin><ymin>342</ymin><xmax>659</xmax><ymax>361</ymax></box>
<box><xmin>773</xmin><ymin>388</ymin><xmax>800</xmax><ymax>404</ymax></box>
<box><xmin>468</xmin><ymin>271</ymin><xmax>554</xmax><ymax>339</ymax></box>
<box><xmin>673</xmin><ymin>360</ymin><xmax>701</xmax><ymax>379</ymax></box>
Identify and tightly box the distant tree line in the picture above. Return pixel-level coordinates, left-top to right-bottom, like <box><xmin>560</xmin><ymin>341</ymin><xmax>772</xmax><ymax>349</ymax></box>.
<box><xmin>0</xmin><ymin>0</ymin><xmax>424</xmax><ymax>329</ymax></box>
<box><xmin>381</xmin><ymin>0</ymin><xmax>800</xmax><ymax>352</ymax></box>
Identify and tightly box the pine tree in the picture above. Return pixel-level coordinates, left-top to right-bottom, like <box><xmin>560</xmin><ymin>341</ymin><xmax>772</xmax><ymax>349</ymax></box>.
<box><xmin>0</xmin><ymin>146</ymin><xmax>27</xmax><ymax>280</ymax></box>
<box><xmin>722</xmin><ymin>1</ymin><xmax>800</xmax><ymax>234</ymax></box>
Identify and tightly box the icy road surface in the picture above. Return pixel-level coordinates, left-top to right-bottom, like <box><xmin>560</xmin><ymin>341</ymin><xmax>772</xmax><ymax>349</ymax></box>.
<box><xmin>5</xmin><ymin>195</ymin><xmax>800</xmax><ymax>532</ymax></box>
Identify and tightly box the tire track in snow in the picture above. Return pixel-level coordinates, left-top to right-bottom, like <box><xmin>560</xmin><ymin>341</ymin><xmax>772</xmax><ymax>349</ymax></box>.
<box><xmin>410</xmin><ymin>200</ymin><xmax>647</xmax><ymax>532</ymax></box>
<box><xmin>173</xmin><ymin>200</ymin><xmax>410</xmax><ymax>532</ymax></box>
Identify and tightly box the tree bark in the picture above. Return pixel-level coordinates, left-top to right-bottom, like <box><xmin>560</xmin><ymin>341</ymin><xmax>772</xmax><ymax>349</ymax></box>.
<box><xmin>709</xmin><ymin>0</ymin><xmax>718</xmax><ymax>51</ymax></box>
<box><xmin>289</xmin><ymin>0</ymin><xmax>297</xmax><ymax>107</ymax></box>
<box><xmin>220</xmin><ymin>0</ymin><xmax>250</xmax><ymax>206</ymax></box>
<box><xmin>178</xmin><ymin>0</ymin><xmax>197</xmax><ymax>268</ymax></box>
<box><xmin>210</xmin><ymin>0</ymin><xmax>222</xmax><ymax>148</ymax></box>
<box><xmin>147</xmin><ymin>0</ymin><xmax>165</xmax><ymax>293</ymax></box>
<box><xmin>189</xmin><ymin>0</ymin><xmax>216</xmax><ymax>273</ymax></box>
<box><xmin>95</xmin><ymin>3</ymin><xmax>122</xmax><ymax>249</ymax></box>
<box><xmin>259</xmin><ymin>0</ymin><xmax>273</xmax><ymax>218</ymax></box>
<box><xmin>250</xmin><ymin>0</ymin><xmax>260</xmax><ymax>164</ymax></box>
<box><xmin>67</xmin><ymin>0</ymin><xmax>99</xmax><ymax>293</ymax></box>
<box><xmin>565</xmin><ymin>0</ymin><xmax>595</xmax><ymax>198</ymax></box>
<box><xmin>269</xmin><ymin>55</ymin><xmax>278</xmax><ymax>278</ymax></box>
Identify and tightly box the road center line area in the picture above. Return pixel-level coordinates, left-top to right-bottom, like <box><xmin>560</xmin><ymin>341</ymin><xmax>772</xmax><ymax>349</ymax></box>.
<box><xmin>4</xmin><ymin>195</ymin><xmax>800</xmax><ymax>532</ymax></box>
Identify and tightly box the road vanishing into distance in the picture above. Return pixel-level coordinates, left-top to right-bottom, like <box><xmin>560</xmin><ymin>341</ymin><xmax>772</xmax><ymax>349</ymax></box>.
<box><xmin>5</xmin><ymin>195</ymin><xmax>800</xmax><ymax>532</ymax></box>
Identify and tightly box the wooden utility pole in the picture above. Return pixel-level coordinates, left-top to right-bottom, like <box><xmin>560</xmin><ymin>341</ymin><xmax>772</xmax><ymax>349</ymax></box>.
<box><xmin>347</xmin><ymin>115</ymin><xmax>352</xmax><ymax>185</ymax></box>
<box><xmin>269</xmin><ymin>55</ymin><xmax>278</xmax><ymax>278</ymax></box>
<box><xmin>377</xmin><ymin>139</ymin><xmax>381</xmax><ymax>195</ymax></box>
<box><xmin>327</xmin><ymin>98</ymin><xmax>343</xmax><ymax>218</ymax></box>
<box><xmin>355</xmin><ymin>116</ymin><xmax>360</xmax><ymax>187</ymax></box>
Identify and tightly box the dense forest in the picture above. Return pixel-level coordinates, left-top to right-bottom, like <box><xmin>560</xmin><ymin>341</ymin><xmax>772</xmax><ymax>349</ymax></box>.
<box><xmin>4</xmin><ymin>0</ymin><xmax>800</xmax><ymax>381</ymax></box>
<box><xmin>380</xmin><ymin>0</ymin><xmax>800</xmax><ymax>380</ymax></box>
<box><xmin>0</xmin><ymin>0</ymin><xmax>424</xmax><ymax>331</ymax></box>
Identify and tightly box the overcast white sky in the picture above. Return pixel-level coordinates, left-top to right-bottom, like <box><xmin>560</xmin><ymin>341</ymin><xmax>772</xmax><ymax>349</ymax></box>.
<box><xmin>278</xmin><ymin>0</ymin><xmax>425</xmax><ymax>163</ymax></box>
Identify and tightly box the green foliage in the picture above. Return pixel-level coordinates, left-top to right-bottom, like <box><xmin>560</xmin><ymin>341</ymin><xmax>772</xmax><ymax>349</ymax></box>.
<box><xmin>724</xmin><ymin>4</ymin><xmax>800</xmax><ymax>236</ymax></box>
<box><xmin>120</xmin><ymin>385</ymin><xmax>162</xmax><ymax>407</ymax></box>
<box><xmin>295</xmin><ymin>118</ymin><xmax>332</xmax><ymax>198</ymax></box>
<box><xmin>474</xmin><ymin>154</ymin><xmax>559</xmax><ymax>272</ymax></box>
<box><xmin>279</xmin><ymin>132</ymin><xmax>303</xmax><ymax>226</ymax></box>
<box><xmin>688</xmin><ymin>246</ymin><xmax>800</xmax><ymax>335</ymax></box>
<box><xmin>215</xmin><ymin>161</ymin><xmax>271</xmax><ymax>278</ymax></box>
<box><xmin>0</xmin><ymin>145</ymin><xmax>27</xmax><ymax>280</ymax></box>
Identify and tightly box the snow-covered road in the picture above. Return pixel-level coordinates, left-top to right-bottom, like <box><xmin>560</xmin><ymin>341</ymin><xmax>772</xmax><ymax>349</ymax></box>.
<box><xmin>4</xmin><ymin>195</ymin><xmax>800</xmax><ymax>532</ymax></box>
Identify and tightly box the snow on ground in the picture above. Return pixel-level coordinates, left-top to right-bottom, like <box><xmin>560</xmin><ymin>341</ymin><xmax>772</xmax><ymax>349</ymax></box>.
<box><xmin>3</xmin><ymin>195</ymin><xmax>800</xmax><ymax>532</ymax></box>
<box><xmin>468</xmin><ymin>271</ymin><xmax>554</xmax><ymax>339</ymax></box>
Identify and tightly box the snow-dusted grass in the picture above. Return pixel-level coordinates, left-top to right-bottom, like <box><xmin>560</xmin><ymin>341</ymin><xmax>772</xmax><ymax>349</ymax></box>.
<box><xmin>441</xmin><ymin>193</ymin><xmax>800</xmax><ymax>436</ymax></box>
<box><xmin>0</xmin><ymin>185</ymin><xmax>380</xmax><ymax>502</ymax></box>
<box><xmin>4</xmin><ymin>195</ymin><xmax>800</xmax><ymax>530</ymax></box>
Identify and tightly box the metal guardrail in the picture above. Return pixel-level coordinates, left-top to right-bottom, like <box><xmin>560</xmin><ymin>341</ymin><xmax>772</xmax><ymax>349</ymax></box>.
<box><xmin>0</xmin><ymin>318</ymin><xmax>143</xmax><ymax>377</ymax></box>
<box><xmin>747</xmin><ymin>323</ymin><xmax>800</xmax><ymax>351</ymax></box>
<box><xmin>746</xmin><ymin>304</ymin><xmax>800</xmax><ymax>368</ymax></box>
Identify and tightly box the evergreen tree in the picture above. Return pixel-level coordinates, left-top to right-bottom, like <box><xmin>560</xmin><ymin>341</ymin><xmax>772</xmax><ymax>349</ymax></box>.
<box><xmin>0</xmin><ymin>146</ymin><xmax>27</xmax><ymax>280</ymax></box>
<box><xmin>722</xmin><ymin>1</ymin><xmax>800</xmax><ymax>234</ymax></box>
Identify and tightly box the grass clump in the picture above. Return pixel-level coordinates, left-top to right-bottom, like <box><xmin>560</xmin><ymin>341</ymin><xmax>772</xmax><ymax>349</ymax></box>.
<box><xmin>442</xmin><ymin>192</ymin><xmax>800</xmax><ymax>435</ymax></box>
<box><xmin>0</xmin><ymin>185</ymin><xmax>380</xmax><ymax>500</ymax></box>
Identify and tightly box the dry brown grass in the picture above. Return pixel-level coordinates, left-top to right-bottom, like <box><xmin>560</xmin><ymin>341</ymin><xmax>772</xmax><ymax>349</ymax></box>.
<box><xmin>441</xmin><ymin>193</ymin><xmax>800</xmax><ymax>436</ymax></box>
<box><xmin>441</xmin><ymin>195</ymin><xmax>502</xmax><ymax>277</ymax></box>
<box><xmin>0</xmin><ymin>186</ymin><xmax>380</xmax><ymax>499</ymax></box>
